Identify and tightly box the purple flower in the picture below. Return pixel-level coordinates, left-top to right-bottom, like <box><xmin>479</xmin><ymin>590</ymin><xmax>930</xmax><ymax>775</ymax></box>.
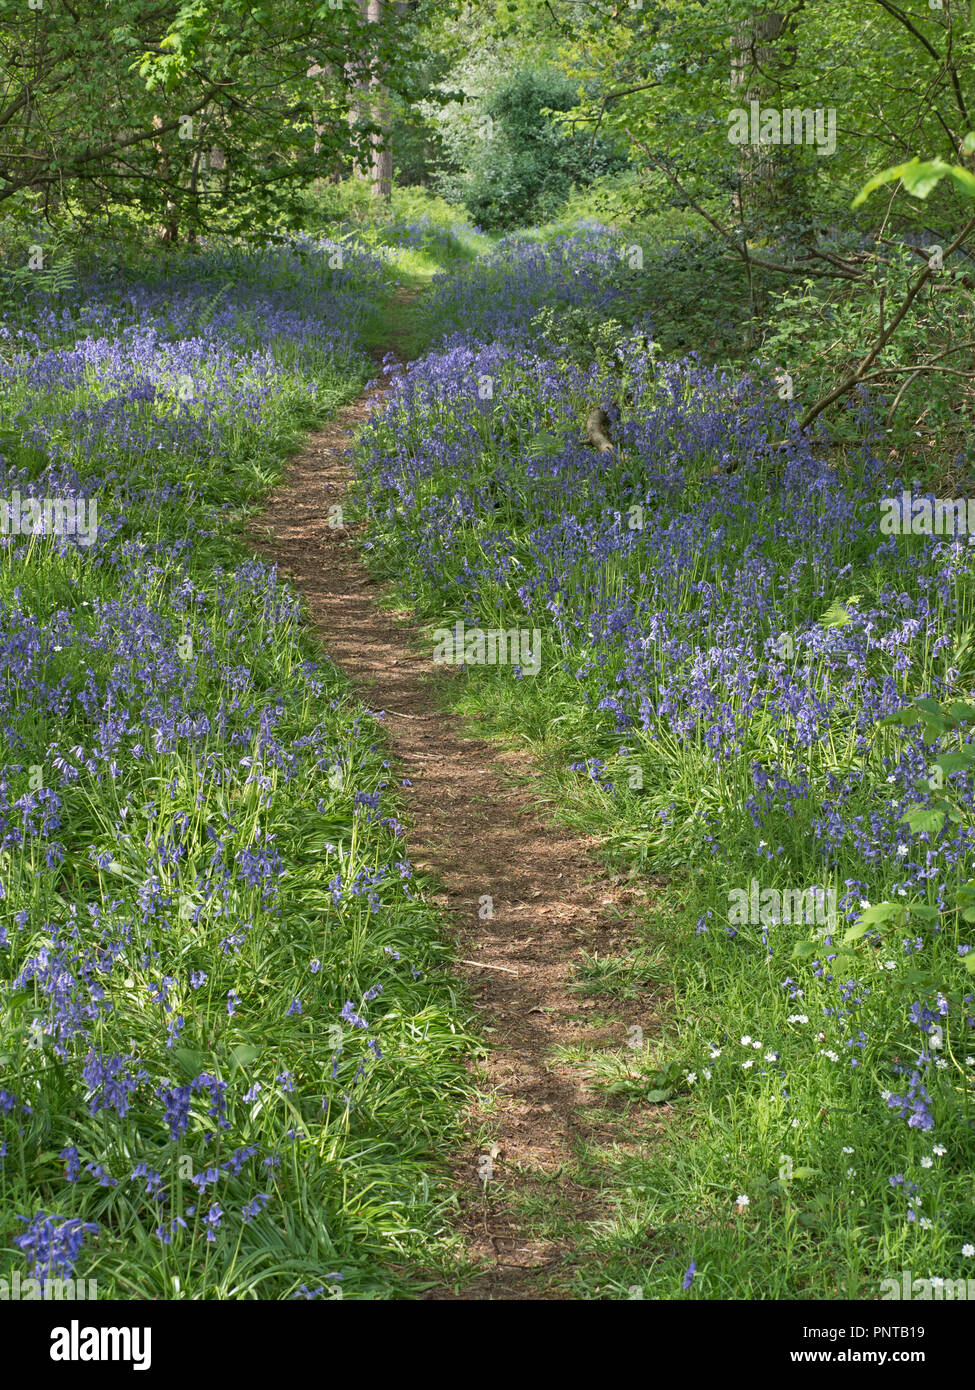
<box><xmin>14</xmin><ymin>1212</ymin><xmax>98</xmax><ymax>1290</ymax></box>
<box><xmin>340</xmin><ymin>1001</ymin><xmax>368</xmax><ymax>1029</ymax></box>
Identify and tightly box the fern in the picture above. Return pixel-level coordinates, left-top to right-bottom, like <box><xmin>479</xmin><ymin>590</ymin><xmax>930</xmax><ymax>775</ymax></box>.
<box><xmin>196</xmin><ymin>282</ymin><xmax>231</xmax><ymax>330</ymax></box>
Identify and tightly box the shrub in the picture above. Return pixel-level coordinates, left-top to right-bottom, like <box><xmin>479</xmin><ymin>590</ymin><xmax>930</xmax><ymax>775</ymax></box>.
<box><xmin>457</xmin><ymin>68</ymin><xmax>627</xmax><ymax>232</ymax></box>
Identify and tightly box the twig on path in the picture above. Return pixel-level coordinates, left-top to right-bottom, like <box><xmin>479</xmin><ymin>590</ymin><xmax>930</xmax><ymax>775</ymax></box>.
<box><xmin>459</xmin><ymin>960</ymin><xmax>519</xmax><ymax>975</ymax></box>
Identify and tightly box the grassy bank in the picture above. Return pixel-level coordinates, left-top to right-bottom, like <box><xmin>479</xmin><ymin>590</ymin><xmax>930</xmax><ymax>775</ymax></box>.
<box><xmin>0</xmin><ymin>233</ymin><xmax>474</xmax><ymax>1299</ymax></box>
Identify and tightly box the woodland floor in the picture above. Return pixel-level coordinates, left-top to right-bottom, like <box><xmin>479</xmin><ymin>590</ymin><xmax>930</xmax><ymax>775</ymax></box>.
<box><xmin>247</xmin><ymin>290</ymin><xmax>670</xmax><ymax>1299</ymax></box>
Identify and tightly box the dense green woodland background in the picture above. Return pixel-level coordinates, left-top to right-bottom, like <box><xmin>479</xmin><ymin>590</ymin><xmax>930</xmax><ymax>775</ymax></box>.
<box><xmin>4</xmin><ymin>0</ymin><xmax>975</xmax><ymax>444</ymax></box>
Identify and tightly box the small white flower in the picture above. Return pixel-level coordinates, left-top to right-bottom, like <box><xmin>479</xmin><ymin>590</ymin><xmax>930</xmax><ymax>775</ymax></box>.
<box><xmin>936</xmin><ymin>1058</ymin><xmax>949</xmax><ymax>1070</ymax></box>
<box><xmin>962</xmin><ymin>1244</ymin><xmax>974</xmax><ymax>1257</ymax></box>
<box><xmin>752</xmin><ymin>1040</ymin><xmax>762</xmax><ymax>1049</ymax></box>
<box><xmin>842</xmin><ymin>1146</ymin><xmax>854</xmax><ymax>1154</ymax></box>
<box><xmin>883</xmin><ymin>960</ymin><xmax>896</xmax><ymax>970</ymax></box>
<box><xmin>741</xmin><ymin>1036</ymin><xmax>752</xmax><ymax>1047</ymax></box>
<box><xmin>764</xmin><ymin>1051</ymin><xmax>776</xmax><ymax>1062</ymax></box>
<box><xmin>735</xmin><ymin>1194</ymin><xmax>750</xmax><ymax>1208</ymax></box>
<box><xmin>710</xmin><ymin>1047</ymin><xmax>722</xmax><ymax>1059</ymax></box>
<box><xmin>897</xmin><ymin>844</ymin><xmax>909</xmax><ymax>856</ymax></box>
<box><xmin>967</xmin><ymin>1057</ymin><xmax>975</xmax><ymax>1067</ymax></box>
<box><xmin>933</xmin><ymin>1145</ymin><xmax>947</xmax><ymax>1156</ymax></box>
<box><xmin>846</xmin><ymin>1168</ymin><xmax>856</xmax><ymax>1178</ymax></box>
<box><xmin>686</xmin><ymin>1072</ymin><xmax>697</xmax><ymax>1085</ymax></box>
<box><xmin>921</xmin><ymin>1156</ymin><xmax>933</xmax><ymax>1168</ymax></box>
<box><xmin>742</xmin><ymin>1059</ymin><xmax>754</xmax><ymax>1070</ymax></box>
<box><xmin>702</xmin><ymin>1068</ymin><xmax>711</xmax><ymax>1081</ymax></box>
<box><xmin>791</xmin><ymin>1118</ymin><xmax>800</xmax><ymax>1128</ymax></box>
<box><xmin>859</xmin><ymin>898</ymin><xmax>871</xmax><ymax>910</ymax></box>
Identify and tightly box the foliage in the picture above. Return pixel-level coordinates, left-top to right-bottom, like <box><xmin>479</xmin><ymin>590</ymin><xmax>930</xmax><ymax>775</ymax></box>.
<box><xmin>445</xmin><ymin>66</ymin><xmax>627</xmax><ymax>230</ymax></box>
<box><xmin>0</xmin><ymin>0</ymin><xmax>437</xmax><ymax>239</ymax></box>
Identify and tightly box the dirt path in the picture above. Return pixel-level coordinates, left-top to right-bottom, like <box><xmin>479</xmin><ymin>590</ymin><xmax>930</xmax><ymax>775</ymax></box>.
<box><xmin>248</xmin><ymin>291</ymin><xmax>660</xmax><ymax>1299</ymax></box>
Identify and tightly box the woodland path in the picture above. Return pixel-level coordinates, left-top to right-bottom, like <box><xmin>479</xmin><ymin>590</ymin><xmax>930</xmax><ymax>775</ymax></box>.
<box><xmin>248</xmin><ymin>287</ymin><xmax>664</xmax><ymax>1299</ymax></box>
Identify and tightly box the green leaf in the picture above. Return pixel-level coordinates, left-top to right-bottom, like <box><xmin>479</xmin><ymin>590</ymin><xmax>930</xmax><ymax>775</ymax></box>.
<box><xmin>857</xmin><ymin>903</ymin><xmax>902</xmax><ymax>925</ymax></box>
<box><xmin>901</xmin><ymin>159</ymin><xmax>955</xmax><ymax>199</ymax></box>
<box><xmin>932</xmin><ymin>751</ymin><xmax>975</xmax><ymax>775</ymax></box>
<box><xmin>828</xmin><ymin>952</ymin><xmax>858</xmax><ymax>973</ymax></box>
<box><xmin>880</xmin><ymin>707</ymin><xmax>919</xmax><ymax>727</ymax></box>
<box><xmin>855</xmin><ymin>156</ymin><xmax>975</xmax><ymax>207</ymax></box>
<box><xmin>844</xmin><ymin>902</ymin><xmax>901</xmax><ymax>945</ymax></box>
<box><xmin>853</xmin><ymin>159</ymin><xmax>924</xmax><ymax>206</ymax></box>
<box><xmin>172</xmin><ymin>1048</ymin><xmax>207</xmax><ymax>1078</ymax></box>
<box><xmin>945</xmin><ymin>166</ymin><xmax>975</xmax><ymax>197</ymax></box>
<box><xmin>793</xmin><ymin>939</ymin><xmax>821</xmax><ymax>958</ymax></box>
<box><xmin>229</xmin><ymin>1044</ymin><xmax>262</xmax><ymax>1072</ymax></box>
<box><xmin>901</xmin><ymin>803</ymin><xmax>948</xmax><ymax>834</ymax></box>
<box><xmin>898</xmin><ymin>160</ymin><xmax>954</xmax><ymax>199</ymax></box>
<box><xmin>2</xmin><ymin>989</ymin><xmax>34</xmax><ymax>1016</ymax></box>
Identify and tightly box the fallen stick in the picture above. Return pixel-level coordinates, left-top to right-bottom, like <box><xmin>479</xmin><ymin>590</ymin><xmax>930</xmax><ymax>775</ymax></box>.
<box><xmin>459</xmin><ymin>959</ymin><xmax>519</xmax><ymax>975</ymax></box>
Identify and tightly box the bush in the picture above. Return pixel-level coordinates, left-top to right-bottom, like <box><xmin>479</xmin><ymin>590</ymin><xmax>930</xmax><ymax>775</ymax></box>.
<box><xmin>457</xmin><ymin>68</ymin><xmax>627</xmax><ymax>232</ymax></box>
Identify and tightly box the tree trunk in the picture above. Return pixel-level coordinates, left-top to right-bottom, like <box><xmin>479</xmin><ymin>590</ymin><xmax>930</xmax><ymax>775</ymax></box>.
<box><xmin>366</xmin><ymin>0</ymin><xmax>392</xmax><ymax>202</ymax></box>
<box><xmin>730</xmin><ymin>11</ymin><xmax>787</xmax><ymax>233</ymax></box>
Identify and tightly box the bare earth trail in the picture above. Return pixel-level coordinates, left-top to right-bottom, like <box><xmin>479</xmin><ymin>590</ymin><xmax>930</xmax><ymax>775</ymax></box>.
<box><xmin>248</xmin><ymin>290</ymin><xmax>665</xmax><ymax>1299</ymax></box>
